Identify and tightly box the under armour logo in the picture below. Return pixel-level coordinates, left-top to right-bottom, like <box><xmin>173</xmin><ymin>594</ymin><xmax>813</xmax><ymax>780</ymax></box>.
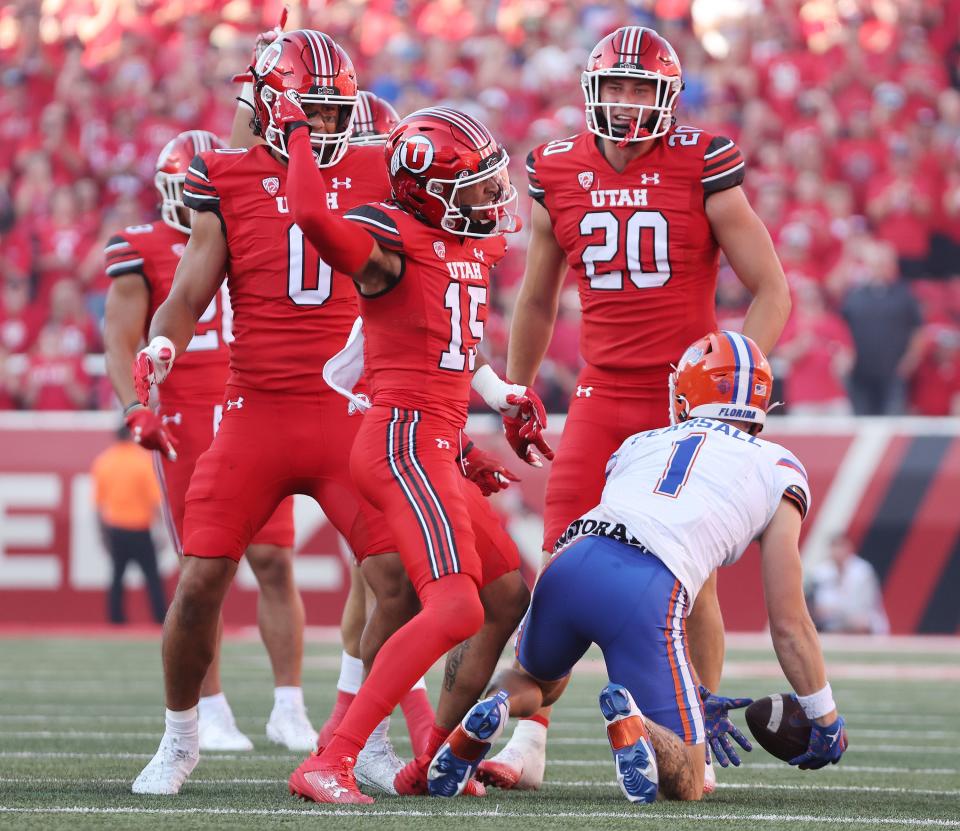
<box><xmin>316</xmin><ymin>776</ymin><xmax>347</xmax><ymax>798</ymax></box>
<box><xmin>640</xmin><ymin>172</ymin><xmax>660</xmax><ymax>185</ymax></box>
<box><xmin>226</xmin><ymin>397</ymin><xmax>244</xmax><ymax>411</ymax></box>
<box><xmin>473</xmin><ymin>248</ymin><xmax>485</xmax><ymax>262</ymax></box>
<box><xmin>436</xmin><ymin>438</ymin><xmax>451</xmax><ymax>450</ymax></box>
<box><xmin>162</xmin><ymin>412</ymin><xmax>182</xmax><ymax>425</ymax></box>
<box><xmin>331</xmin><ymin>177</ymin><xmax>352</xmax><ymax>189</ymax></box>
<box><xmin>348</xmin><ymin>392</ymin><xmax>370</xmax><ymax>416</ymax></box>
<box><xmin>576</xmin><ymin>385</ymin><xmax>593</xmax><ymax>398</ymax></box>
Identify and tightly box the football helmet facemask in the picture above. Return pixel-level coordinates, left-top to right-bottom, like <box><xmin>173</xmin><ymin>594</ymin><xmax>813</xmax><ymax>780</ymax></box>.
<box><xmin>582</xmin><ymin>26</ymin><xmax>683</xmax><ymax>144</ymax></box>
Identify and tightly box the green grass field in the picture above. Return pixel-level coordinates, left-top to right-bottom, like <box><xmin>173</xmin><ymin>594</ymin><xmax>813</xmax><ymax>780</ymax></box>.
<box><xmin>0</xmin><ymin>634</ymin><xmax>958</xmax><ymax>830</ymax></box>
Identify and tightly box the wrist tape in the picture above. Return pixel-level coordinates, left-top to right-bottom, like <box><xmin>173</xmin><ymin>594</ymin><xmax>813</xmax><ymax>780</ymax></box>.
<box><xmin>797</xmin><ymin>683</ymin><xmax>836</xmax><ymax>720</ymax></box>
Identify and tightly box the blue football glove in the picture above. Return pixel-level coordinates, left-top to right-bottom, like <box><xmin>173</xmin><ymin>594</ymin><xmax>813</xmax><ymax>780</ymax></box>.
<box><xmin>699</xmin><ymin>685</ymin><xmax>753</xmax><ymax>768</ymax></box>
<box><xmin>789</xmin><ymin>714</ymin><xmax>848</xmax><ymax>770</ymax></box>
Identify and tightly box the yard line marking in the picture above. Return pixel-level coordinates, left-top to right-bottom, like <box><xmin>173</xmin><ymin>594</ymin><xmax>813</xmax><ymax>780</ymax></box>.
<box><xmin>0</xmin><ymin>777</ymin><xmax>956</xmax><ymax>797</ymax></box>
<box><xmin>546</xmin><ymin>760</ymin><xmax>960</xmax><ymax>775</ymax></box>
<box><xmin>0</xmin><ymin>807</ymin><xmax>958</xmax><ymax>826</ymax></box>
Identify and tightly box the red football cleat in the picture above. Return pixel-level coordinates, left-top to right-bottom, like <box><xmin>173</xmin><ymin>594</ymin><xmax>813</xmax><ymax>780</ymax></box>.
<box><xmin>394</xmin><ymin>753</ymin><xmax>486</xmax><ymax>797</ymax></box>
<box><xmin>288</xmin><ymin>751</ymin><xmax>373</xmax><ymax>805</ymax></box>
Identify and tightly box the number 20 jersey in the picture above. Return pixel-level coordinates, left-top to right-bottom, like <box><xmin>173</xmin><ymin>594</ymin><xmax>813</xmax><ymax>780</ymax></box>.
<box><xmin>557</xmin><ymin>417</ymin><xmax>811</xmax><ymax>602</ymax></box>
<box><xmin>183</xmin><ymin>143</ymin><xmax>391</xmax><ymax>394</ymax></box>
<box><xmin>527</xmin><ymin>125</ymin><xmax>745</xmax><ymax>377</ymax></box>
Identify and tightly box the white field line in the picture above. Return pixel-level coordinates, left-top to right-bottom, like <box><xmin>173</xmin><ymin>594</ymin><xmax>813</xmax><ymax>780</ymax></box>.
<box><xmin>0</xmin><ymin>732</ymin><xmax>955</xmax><ymax>753</ymax></box>
<box><xmin>0</xmin><ymin>777</ymin><xmax>957</xmax><ymax>798</ymax></box>
<box><xmin>0</xmin><ymin>751</ymin><xmax>956</xmax><ymax>775</ymax></box>
<box><xmin>553</xmin><ymin>708</ymin><xmax>960</xmax><ymax>725</ymax></box>
<box><xmin>0</xmin><ymin>806</ymin><xmax>959</xmax><ymax>826</ymax></box>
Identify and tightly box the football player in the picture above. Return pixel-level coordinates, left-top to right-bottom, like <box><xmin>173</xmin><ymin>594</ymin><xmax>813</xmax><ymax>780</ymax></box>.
<box><xmin>441</xmin><ymin>332</ymin><xmax>848</xmax><ymax>801</ymax></box>
<box><xmin>103</xmin><ymin>130</ymin><xmax>311</xmax><ymax>754</ymax></box>
<box><xmin>273</xmin><ymin>98</ymin><xmax>544</xmax><ymax>804</ymax></box>
<box><xmin>130</xmin><ymin>30</ymin><xmax>399</xmax><ymax>796</ymax></box>
<box><xmin>486</xmin><ymin>25</ymin><xmax>792</xmax><ymax>791</ymax></box>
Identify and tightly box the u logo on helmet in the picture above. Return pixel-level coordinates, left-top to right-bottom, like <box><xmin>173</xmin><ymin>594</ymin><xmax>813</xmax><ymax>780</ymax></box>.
<box><xmin>255</xmin><ymin>41</ymin><xmax>283</xmax><ymax>76</ymax></box>
<box><xmin>391</xmin><ymin>135</ymin><xmax>434</xmax><ymax>176</ymax></box>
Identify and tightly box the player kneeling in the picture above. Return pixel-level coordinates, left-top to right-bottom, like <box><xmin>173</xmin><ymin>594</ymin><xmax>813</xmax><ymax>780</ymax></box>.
<box><xmin>428</xmin><ymin>331</ymin><xmax>848</xmax><ymax>801</ymax></box>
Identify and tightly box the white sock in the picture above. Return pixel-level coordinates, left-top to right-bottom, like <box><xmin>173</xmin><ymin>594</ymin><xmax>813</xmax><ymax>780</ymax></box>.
<box><xmin>411</xmin><ymin>676</ymin><xmax>427</xmax><ymax>692</ymax></box>
<box><xmin>197</xmin><ymin>692</ymin><xmax>231</xmax><ymax>720</ymax></box>
<box><xmin>512</xmin><ymin>719</ymin><xmax>547</xmax><ymax>748</ymax></box>
<box><xmin>274</xmin><ymin>686</ymin><xmax>305</xmax><ymax>709</ymax></box>
<box><xmin>365</xmin><ymin>717</ymin><xmax>390</xmax><ymax>752</ymax></box>
<box><xmin>337</xmin><ymin>651</ymin><xmax>364</xmax><ymax>695</ymax></box>
<box><xmin>165</xmin><ymin>707</ymin><xmax>199</xmax><ymax>741</ymax></box>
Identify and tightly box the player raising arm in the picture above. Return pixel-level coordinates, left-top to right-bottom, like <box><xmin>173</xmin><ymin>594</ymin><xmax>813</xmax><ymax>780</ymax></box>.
<box><xmin>440</xmin><ymin>332</ymin><xmax>846</xmax><ymax>802</ymax></box>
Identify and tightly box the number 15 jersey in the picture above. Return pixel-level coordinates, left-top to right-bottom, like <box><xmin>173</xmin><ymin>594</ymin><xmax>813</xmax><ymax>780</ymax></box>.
<box><xmin>527</xmin><ymin>126</ymin><xmax>745</xmax><ymax>377</ymax></box>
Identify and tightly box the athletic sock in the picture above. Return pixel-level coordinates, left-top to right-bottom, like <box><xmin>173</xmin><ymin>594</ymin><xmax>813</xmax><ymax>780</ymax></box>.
<box><xmin>512</xmin><ymin>717</ymin><xmax>548</xmax><ymax>748</ymax></box>
<box><xmin>273</xmin><ymin>686</ymin><xmax>305</xmax><ymax>709</ymax></box>
<box><xmin>317</xmin><ymin>652</ymin><xmax>363</xmax><ymax>747</ymax></box>
<box><xmin>323</xmin><ymin>575</ymin><xmax>483</xmax><ymax>761</ymax></box>
<box><xmin>165</xmin><ymin>706</ymin><xmax>199</xmax><ymax>742</ymax></box>
<box><xmin>400</xmin><ymin>684</ymin><xmax>435</xmax><ymax>757</ymax></box>
<box><xmin>424</xmin><ymin>722</ymin><xmax>451</xmax><ymax>757</ymax></box>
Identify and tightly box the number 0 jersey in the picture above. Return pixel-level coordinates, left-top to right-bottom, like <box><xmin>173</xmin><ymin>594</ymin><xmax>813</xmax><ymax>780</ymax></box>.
<box><xmin>527</xmin><ymin>126</ymin><xmax>745</xmax><ymax>379</ymax></box>
<box><xmin>553</xmin><ymin>417</ymin><xmax>810</xmax><ymax>602</ymax></box>
<box><xmin>104</xmin><ymin>220</ymin><xmax>230</xmax><ymax>405</ymax></box>
<box><xmin>344</xmin><ymin>202</ymin><xmax>506</xmax><ymax>427</ymax></box>
<box><xmin>183</xmin><ymin>143</ymin><xmax>391</xmax><ymax>394</ymax></box>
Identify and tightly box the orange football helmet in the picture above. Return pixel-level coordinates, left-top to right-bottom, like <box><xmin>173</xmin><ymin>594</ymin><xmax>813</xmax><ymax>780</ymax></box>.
<box><xmin>155</xmin><ymin>130</ymin><xmax>226</xmax><ymax>234</ymax></box>
<box><xmin>669</xmin><ymin>331</ymin><xmax>773</xmax><ymax>433</ymax></box>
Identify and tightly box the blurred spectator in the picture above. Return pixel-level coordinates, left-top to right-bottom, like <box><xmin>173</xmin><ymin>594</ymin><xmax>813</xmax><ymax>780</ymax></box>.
<box><xmin>778</xmin><ymin>280</ymin><xmax>853</xmax><ymax>415</ymax></box>
<box><xmin>90</xmin><ymin>423</ymin><xmax>166</xmax><ymax>625</ymax></box>
<box><xmin>806</xmin><ymin>535</ymin><xmax>889</xmax><ymax>635</ymax></box>
<box><xmin>0</xmin><ymin>277</ymin><xmax>42</xmax><ymax>353</ymax></box>
<box><xmin>841</xmin><ymin>243</ymin><xmax>924</xmax><ymax>415</ymax></box>
<box><xmin>0</xmin><ymin>344</ymin><xmax>17</xmax><ymax>409</ymax></box>
<box><xmin>908</xmin><ymin>324</ymin><xmax>960</xmax><ymax>415</ymax></box>
<box><xmin>19</xmin><ymin>324</ymin><xmax>91</xmax><ymax>410</ymax></box>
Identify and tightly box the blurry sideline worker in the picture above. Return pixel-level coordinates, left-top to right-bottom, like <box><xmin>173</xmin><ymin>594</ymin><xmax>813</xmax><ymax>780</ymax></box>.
<box><xmin>91</xmin><ymin>423</ymin><xmax>166</xmax><ymax>625</ymax></box>
<box><xmin>807</xmin><ymin>535</ymin><xmax>889</xmax><ymax>635</ymax></box>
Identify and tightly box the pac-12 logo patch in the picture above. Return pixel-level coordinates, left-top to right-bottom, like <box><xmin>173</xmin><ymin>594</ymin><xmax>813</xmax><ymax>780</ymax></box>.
<box><xmin>262</xmin><ymin>177</ymin><xmax>280</xmax><ymax>196</ymax></box>
<box><xmin>391</xmin><ymin>134</ymin><xmax>434</xmax><ymax>176</ymax></box>
<box><xmin>433</xmin><ymin>240</ymin><xmax>446</xmax><ymax>259</ymax></box>
<box><xmin>578</xmin><ymin>171</ymin><xmax>594</xmax><ymax>190</ymax></box>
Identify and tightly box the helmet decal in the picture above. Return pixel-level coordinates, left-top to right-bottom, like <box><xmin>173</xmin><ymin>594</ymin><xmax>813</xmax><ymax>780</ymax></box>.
<box><xmin>391</xmin><ymin>134</ymin><xmax>435</xmax><ymax>175</ymax></box>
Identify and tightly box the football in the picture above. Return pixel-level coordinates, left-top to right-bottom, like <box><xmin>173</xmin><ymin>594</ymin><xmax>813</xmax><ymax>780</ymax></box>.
<box><xmin>745</xmin><ymin>693</ymin><xmax>812</xmax><ymax>762</ymax></box>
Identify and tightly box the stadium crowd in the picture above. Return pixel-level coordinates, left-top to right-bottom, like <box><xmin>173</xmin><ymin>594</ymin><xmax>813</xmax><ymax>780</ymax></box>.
<box><xmin>0</xmin><ymin>0</ymin><xmax>958</xmax><ymax>415</ymax></box>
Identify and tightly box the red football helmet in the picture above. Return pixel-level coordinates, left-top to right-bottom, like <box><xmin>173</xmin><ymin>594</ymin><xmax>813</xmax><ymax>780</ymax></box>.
<box><xmin>669</xmin><ymin>331</ymin><xmax>773</xmax><ymax>433</ymax></box>
<box><xmin>582</xmin><ymin>26</ymin><xmax>683</xmax><ymax>143</ymax></box>
<box><xmin>155</xmin><ymin>130</ymin><xmax>226</xmax><ymax>234</ymax></box>
<box><xmin>385</xmin><ymin>106</ymin><xmax>519</xmax><ymax>238</ymax></box>
<box><xmin>251</xmin><ymin>29</ymin><xmax>358</xmax><ymax>166</ymax></box>
<box><xmin>350</xmin><ymin>91</ymin><xmax>400</xmax><ymax>146</ymax></box>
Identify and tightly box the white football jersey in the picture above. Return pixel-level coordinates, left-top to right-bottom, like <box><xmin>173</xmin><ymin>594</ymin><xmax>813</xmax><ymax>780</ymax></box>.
<box><xmin>553</xmin><ymin>417</ymin><xmax>811</xmax><ymax>603</ymax></box>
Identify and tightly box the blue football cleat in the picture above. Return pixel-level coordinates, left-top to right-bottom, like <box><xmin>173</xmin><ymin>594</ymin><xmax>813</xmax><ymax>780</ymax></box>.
<box><xmin>599</xmin><ymin>683</ymin><xmax>658</xmax><ymax>804</ymax></box>
<box><xmin>428</xmin><ymin>690</ymin><xmax>509</xmax><ymax>797</ymax></box>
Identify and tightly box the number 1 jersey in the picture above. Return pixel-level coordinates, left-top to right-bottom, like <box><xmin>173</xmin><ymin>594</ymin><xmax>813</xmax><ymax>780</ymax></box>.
<box><xmin>527</xmin><ymin>126</ymin><xmax>745</xmax><ymax>377</ymax></box>
<box><xmin>183</xmin><ymin>143</ymin><xmax>391</xmax><ymax>394</ymax></box>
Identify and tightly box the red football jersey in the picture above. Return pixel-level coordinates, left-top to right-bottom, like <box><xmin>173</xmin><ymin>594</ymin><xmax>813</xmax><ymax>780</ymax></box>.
<box><xmin>345</xmin><ymin>202</ymin><xmax>506</xmax><ymax>427</ymax></box>
<box><xmin>104</xmin><ymin>220</ymin><xmax>230</xmax><ymax>405</ymax></box>
<box><xmin>183</xmin><ymin>144</ymin><xmax>390</xmax><ymax>394</ymax></box>
<box><xmin>527</xmin><ymin>125</ymin><xmax>745</xmax><ymax>378</ymax></box>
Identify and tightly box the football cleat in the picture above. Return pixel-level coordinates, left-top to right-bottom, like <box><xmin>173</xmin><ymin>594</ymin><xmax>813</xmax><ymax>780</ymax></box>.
<box><xmin>394</xmin><ymin>752</ymin><xmax>487</xmax><ymax>797</ymax></box>
<box><xmin>288</xmin><ymin>751</ymin><xmax>373</xmax><ymax>804</ymax></box>
<box><xmin>198</xmin><ymin>710</ymin><xmax>253</xmax><ymax>752</ymax></box>
<box><xmin>427</xmin><ymin>691</ymin><xmax>508</xmax><ymax>798</ymax></box>
<box><xmin>131</xmin><ymin>733</ymin><xmax>199</xmax><ymax>795</ymax></box>
<box><xmin>599</xmin><ymin>683</ymin><xmax>658</xmax><ymax>804</ymax></box>
<box><xmin>477</xmin><ymin>720</ymin><xmax>546</xmax><ymax>790</ymax></box>
<box><xmin>266</xmin><ymin>702</ymin><xmax>319</xmax><ymax>752</ymax></box>
<box><xmin>354</xmin><ymin>737</ymin><xmax>405</xmax><ymax>795</ymax></box>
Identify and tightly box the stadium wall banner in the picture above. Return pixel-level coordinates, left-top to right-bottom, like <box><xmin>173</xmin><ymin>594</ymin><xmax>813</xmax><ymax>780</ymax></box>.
<box><xmin>1</xmin><ymin>413</ymin><xmax>959</xmax><ymax>634</ymax></box>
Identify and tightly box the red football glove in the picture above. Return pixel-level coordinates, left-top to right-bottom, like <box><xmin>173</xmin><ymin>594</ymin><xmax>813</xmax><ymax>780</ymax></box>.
<box><xmin>125</xmin><ymin>405</ymin><xmax>178</xmax><ymax>461</ymax></box>
<box><xmin>459</xmin><ymin>440</ymin><xmax>520</xmax><ymax>496</ymax></box>
<box><xmin>133</xmin><ymin>337</ymin><xmax>176</xmax><ymax>406</ymax></box>
<box><xmin>271</xmin><ymin>89</ymin><xmax>310</xmax><ymax>138</ymax></box>
<box><xmin>502</xmin><ymin>389</ymin><xmax>554</xmax><ymax>467</ymax></box>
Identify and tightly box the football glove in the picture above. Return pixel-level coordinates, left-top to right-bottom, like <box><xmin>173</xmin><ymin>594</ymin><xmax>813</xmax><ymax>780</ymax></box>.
<box><xmin>502</xmin><ymin>390</ymin><xmax>554</xmax><ymax>468</ymax></box>
<box><xmin>789</xmin><ymin>714</ymin><xmax>848</xmax><ymax>770</ymax></box>
<box><xmin>125</xmin><ymin>405</ymin><xmax>178</xmax><ymax>462</ymax></box>
<box><xmin>458</xmin><ymin>439</ymin><xmax>520</xmax><ymax>496</ymax></box>
<box><xmin>271</xmin><ymin>89</ymin><xmax>310</xmax><ymax>138</ymax></box>
<box><xmin>698</xmin><ymin>685</ymin><xmax>753</xmax><ymax>767</ymax></box>
<box><xmin>133</xmin><ymin>337</ymin><xmax>176</xmax><ymax>406</ymax></box>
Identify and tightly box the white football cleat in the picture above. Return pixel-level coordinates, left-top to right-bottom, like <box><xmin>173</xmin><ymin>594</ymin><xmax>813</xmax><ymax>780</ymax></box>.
<box><xmin>476</xmin><ymin>719</ymin><xmax>546</xmax><ymax>791</ymax></box>
<box><xmin>132</xmin><ymin>733</ymin><xmax>199</xmax><ymax>795</ymax></box>
<box><xmin>266</xmin><ymin>702</ymin><xmax>319</xmax><ymax>752</ymax></box>
<box><xmin>354</xmin><ymin>737</ymin><xmax>405</xmax><ymax>795</ymax></box>
<box><xmin>198</xmin><ymin>710</ymin><xmax>254</xmax><ymax>752</ymax></box>
<box><xmin>703</xmin><ymin>756</ymin><xmax>717</xmax><ymax>795</ymax></box>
